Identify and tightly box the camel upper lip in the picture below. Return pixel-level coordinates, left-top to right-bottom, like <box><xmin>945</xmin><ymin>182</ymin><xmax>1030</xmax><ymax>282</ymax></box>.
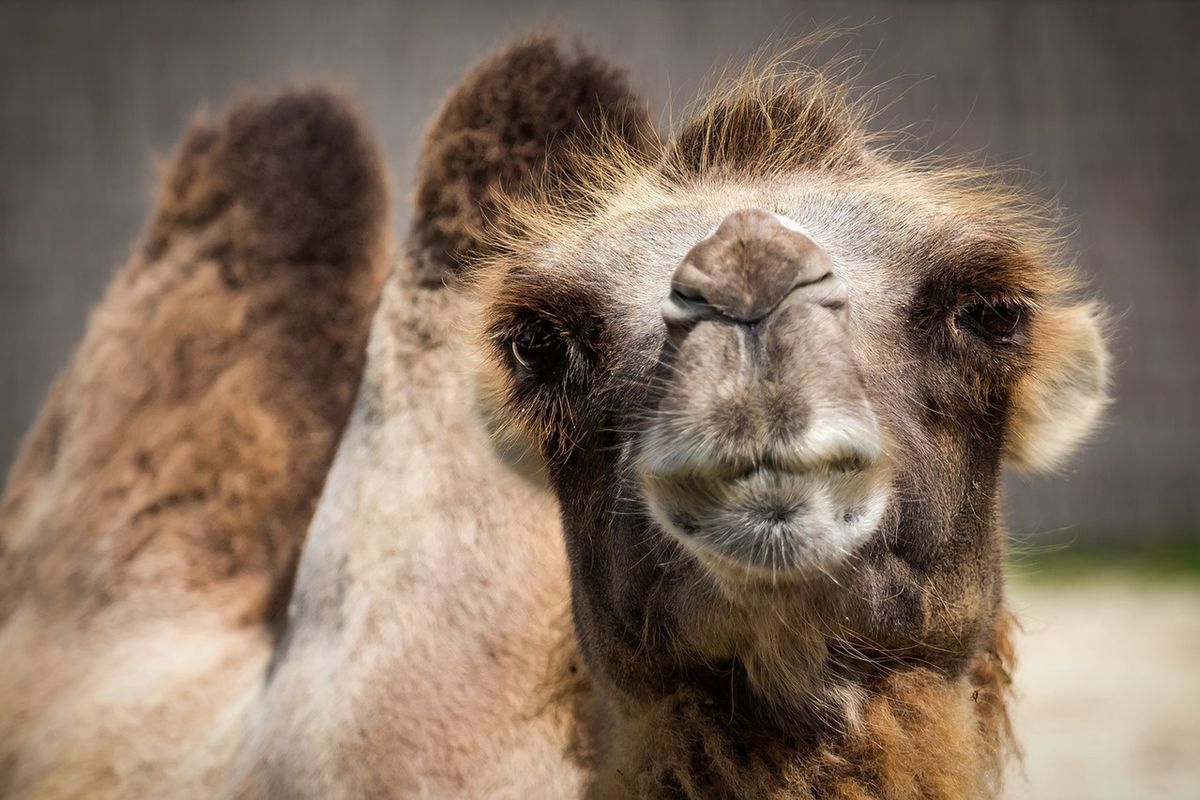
<box><xmin>641</xmin><ymin>449</ymin><xmax>876</xmax><ymax>485</ymax></box>
<box><xmin>639</xmin><ymin>414</ymin><xmax>886</xmax><ymax>488</ymax></box>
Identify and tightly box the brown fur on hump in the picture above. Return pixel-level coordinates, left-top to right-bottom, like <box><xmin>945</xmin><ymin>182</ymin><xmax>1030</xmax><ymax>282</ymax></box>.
<box><xmin>408</xmin><ymin>34</ymin><xmax>656</xmax><ymax>283</ymax></box>
<box><xmin>0</xmin><ymin>88</ymin><xmax>389</xmax><ymax>626</ymax></box>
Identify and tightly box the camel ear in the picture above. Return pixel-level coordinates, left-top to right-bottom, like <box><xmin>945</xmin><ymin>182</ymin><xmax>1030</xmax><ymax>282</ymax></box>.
<box><xmin>1006</xmin><ymin>302</ymin><xmax>1111</xmax><ymax>472</ymax></box>
<box><xmin>408</xmin><ymin>35</ymin><xmax>655</xmax><ymax>283</ymax></box>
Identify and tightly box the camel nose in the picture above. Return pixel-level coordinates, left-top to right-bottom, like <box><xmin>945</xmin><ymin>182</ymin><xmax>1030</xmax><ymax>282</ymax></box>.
<box><xmin>663</xmin><ymin>209</ymin><xmax>844</xmax><ymax>327</ymax></box>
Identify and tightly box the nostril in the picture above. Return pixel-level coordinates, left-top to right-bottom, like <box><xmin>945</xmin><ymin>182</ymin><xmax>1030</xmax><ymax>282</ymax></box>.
<box><xmin>664</xmin><ymin>266</ymin><xmax>722</xmax><ymax>327</ymax></box>
<box><xmin>663</xmin><ymin>272</ymin><xmax>849</xmax><ymax>328</ymax></box>
<box><xmin>671</xmin><ymin>282</ymin><xmax>707</xmax><ymax>303</ymax></box>
<box><xmin>662</xmin><ymin>288</ymin><xmax>717</xmax><ymax>328</ymax></box>
<box><xmin>786</xmin><ymin>271</ymin><xmax>848</xmax><ymax>314</ymax></box>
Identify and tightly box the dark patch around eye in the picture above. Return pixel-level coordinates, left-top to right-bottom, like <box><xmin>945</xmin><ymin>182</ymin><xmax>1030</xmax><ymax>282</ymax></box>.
<box><xmin>508</xmin><ymin>320</ymin><xmax>568</xmax><ymax>378</ymax></box>
<box><xmin>481</xmin><ymin>263</ymin><xmax>621</xmax><ymax>461</ymax></box>
<box><xmin>487</xmin><ymin>268</ymin><xmax>610</xmax><ymax>375</ymax></box>
<box><xmin>956</xmin><ymin>298</ymin><xmax>1025</xmax><ymax>343</ymax></box>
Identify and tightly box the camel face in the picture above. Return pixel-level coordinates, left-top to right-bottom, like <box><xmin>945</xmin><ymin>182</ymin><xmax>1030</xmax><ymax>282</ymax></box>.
<box><xmin>476</xmin><ymin>175</ymin><xmax>1107</xmax><ymax>703</ymax></box>
<box><xmin>468</xmin><ymin>47</ymin><xmax>1109</xmax><ymax>735</ymax></box>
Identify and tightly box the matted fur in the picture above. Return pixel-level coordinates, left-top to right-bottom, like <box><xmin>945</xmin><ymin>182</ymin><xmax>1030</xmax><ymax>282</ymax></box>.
<box><xmin>0</xmin><ymin>88</ymin><xmax>389</xmax><ymax>796</ymax></box>
<box><xmin>576</xmin><ymin>614</ymin><xmax>1015</xmax><ymax>799</ymax></box>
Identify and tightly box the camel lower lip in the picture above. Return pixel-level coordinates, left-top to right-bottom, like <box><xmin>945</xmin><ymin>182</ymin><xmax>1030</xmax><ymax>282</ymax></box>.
<box><xmin>641</xmin><ymin>463</ymin><xmax>890</xmax><ymax>573</ymax></box>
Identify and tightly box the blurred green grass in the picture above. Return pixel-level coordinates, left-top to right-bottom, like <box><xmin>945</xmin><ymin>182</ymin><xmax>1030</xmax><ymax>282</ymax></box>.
<box><xmin>1007</xmin><ymin>534</ymin><xmax>1200</xmax><ymax>584</ymax></box>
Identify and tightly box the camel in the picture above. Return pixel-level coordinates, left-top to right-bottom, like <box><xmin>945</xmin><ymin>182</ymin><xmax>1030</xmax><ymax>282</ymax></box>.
<box><xmin>0</xmin><ymin>33</ymin><xmax>1111</xmax><ymax>800</ymax></box>
<box><xmin>0</xmin><ymin>88</ymin><xmax>391</xmax><ymax>795</ymax></box>
<box><xmin>456</xmin><ymin>44</ymin><xmax>1112</xmax><ymax>799</ymax></box>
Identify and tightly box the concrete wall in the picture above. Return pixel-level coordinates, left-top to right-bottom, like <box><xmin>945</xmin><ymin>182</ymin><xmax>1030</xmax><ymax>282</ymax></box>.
<box><xmin>2</xmin><ymin>0</ymin><xmax>1196</xmax><ymax>538</ymax></box>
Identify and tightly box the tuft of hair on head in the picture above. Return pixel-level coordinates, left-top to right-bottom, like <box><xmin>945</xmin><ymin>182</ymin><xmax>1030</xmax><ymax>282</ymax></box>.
<box><xmin>407</xmin><ymin>33</ymin><xmax>658</xmax><ymax>285</ymax></box>
<box><xmin>146</xmin><ymin>86</ymin><xmax>389</xmax><ymax>270</ymax></box>
<box><xmin>459</xmin><ymin>34</ymin><xmax>887</xmax><ymax>268</ymax></box>
<box><xmin>661</xmin><ymin>35</ymin><xmax>877</xmax><ymax>183</ymax></box>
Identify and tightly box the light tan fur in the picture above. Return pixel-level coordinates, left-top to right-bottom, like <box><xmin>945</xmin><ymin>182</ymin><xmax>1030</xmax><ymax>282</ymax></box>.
<box><xmin>222</xmin><ymin>272</ymin><xmax>582</xmax><ymax>798</ymax></box>
<box><xmin>1</xmin><ymin>37</ymin><xmax>626</xmax><ymax>799</ymax></box>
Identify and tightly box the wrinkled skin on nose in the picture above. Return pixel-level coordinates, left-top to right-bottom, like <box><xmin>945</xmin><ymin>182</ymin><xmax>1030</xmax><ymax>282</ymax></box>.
<box><xmin>640</xmin><ymin>208</ymin><xmax>887</xmax><ymax>575</ymax></box>
<box><xmin>664</xmin><ymin>208</ymin><xmax>846</xmax><ymax>326</ymax></box>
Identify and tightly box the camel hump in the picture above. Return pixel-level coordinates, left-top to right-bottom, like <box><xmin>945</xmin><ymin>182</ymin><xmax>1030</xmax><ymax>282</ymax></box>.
<box><xmin>0</xmin><ymin>88</ymin><xmax>389</xmax><ymax>626</ymax></box>
<box><xmin>145</xmin><ymin>87</ymin><xmax>390</xmax><ymax>269</ymax></box>
<box><xmin>407</xmin><ymin>35</ymin><xmax>656</xmax><ymax>283</ymax></box>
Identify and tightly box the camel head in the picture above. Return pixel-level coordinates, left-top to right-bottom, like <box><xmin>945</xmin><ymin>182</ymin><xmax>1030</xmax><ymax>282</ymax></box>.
<box><xmin>428</xmin><ymin>37</ymin><xmax>1110</xmax><ymax>727</ymax></box>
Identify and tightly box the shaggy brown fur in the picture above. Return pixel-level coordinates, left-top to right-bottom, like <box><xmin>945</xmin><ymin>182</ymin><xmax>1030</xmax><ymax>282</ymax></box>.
<box><xmin>0</xmin><ymin>88</ymin><xmax>389</xmax><ymax>795</ymax></box>
<box><xmin>0</xmin><ymin>34</ymin><xmax>1104</xmax><ymax>799</ymax></box>
<box><xmin>582</xmin><ymin>615</ymin><xmax>1015</xmax><ymax>799</ymax></box>
<box><xmin>0</xmin><ymin>88</ymin><xmax>388</xmax><ymax>625</ymax></box>
<box><xmin>408</xmin><ymin>34</ymin><xmax>655</xmax><ymax>283</ymax></box>
<box><xmin>447</xmin><ymin>38</ymin><xmax>1108</xmax><ymax>799</ymax></box>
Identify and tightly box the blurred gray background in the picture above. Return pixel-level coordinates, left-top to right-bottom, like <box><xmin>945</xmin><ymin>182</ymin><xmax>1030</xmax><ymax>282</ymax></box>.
<box><xmin>2</xmin><ymin>0</ymin><xmax>1197</xmax><ymax>541</ymax></box>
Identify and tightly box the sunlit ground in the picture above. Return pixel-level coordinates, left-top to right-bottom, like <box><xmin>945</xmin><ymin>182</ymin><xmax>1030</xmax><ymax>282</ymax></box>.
<box><xmin>1005</xmin><ymin>547</ymin><xmax>1200</xmax><ymax>799</ymax></box>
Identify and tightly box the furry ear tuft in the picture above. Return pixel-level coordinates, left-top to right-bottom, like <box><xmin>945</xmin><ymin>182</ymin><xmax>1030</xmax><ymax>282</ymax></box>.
<box><xmin>1006</xmin><ymin>302</ymin><xmax>1112</xmax><ymax>472</ymax></box>
<box><xmin>408</xmin><ymin>35</ymin><xmax>655</xmax><ymax>283</ymax></box>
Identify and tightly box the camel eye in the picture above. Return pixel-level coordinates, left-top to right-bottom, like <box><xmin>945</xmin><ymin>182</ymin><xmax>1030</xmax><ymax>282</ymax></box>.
<box><xmin>957</xmin><ymin>298</ymin><xmax>1024</xmax><ymax>342</ymax></box>
<box><xmin>509</xmin><ymin>323</ymin><xmax>566</xmax><ymax>375</ymax></box>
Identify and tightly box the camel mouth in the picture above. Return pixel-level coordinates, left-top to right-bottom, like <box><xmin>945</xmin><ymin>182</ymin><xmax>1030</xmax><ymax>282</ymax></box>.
<box><xmin>639</xmin><ymin>439</ymin><xmax>891</xmax><ymax>576</ymax></box>
<box><xmin>649</xmin><ymin>452</ymin><xmax>874</xmax><ymax>484</ymax></box>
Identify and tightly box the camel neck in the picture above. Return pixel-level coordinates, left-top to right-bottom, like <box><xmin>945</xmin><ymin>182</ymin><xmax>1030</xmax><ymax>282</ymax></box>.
<box><xmin>246</xmin><ymin>267</ymin><xmax>581</xmax><ymax>795</ymax></box>
<box><xmin>585</xmin><ymin>617</ymin><xmax>1015</xmax><ymax>799</ymax></box>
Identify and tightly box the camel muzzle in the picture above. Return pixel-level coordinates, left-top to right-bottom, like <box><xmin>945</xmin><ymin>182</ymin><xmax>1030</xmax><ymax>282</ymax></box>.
<box><xmin>637</xmin><ymin>207</ymin><xmax>890</xmax><ymax>575</ymax></box>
